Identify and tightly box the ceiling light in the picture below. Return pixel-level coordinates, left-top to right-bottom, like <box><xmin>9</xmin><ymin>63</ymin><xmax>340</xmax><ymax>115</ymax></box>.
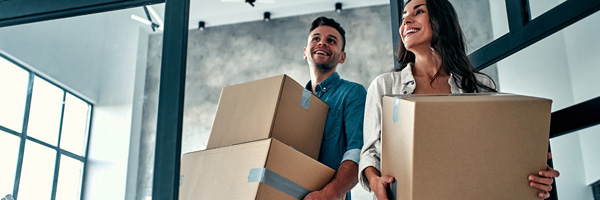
<box><xmin>335</xmin><ymin>2</ymin><xmax>342</xmax><ymax>13</ymax></box>
<box><xmin>198</xmin><ymin>21</ymin><xmax>206</xmax><ymax>31</ymax></box>
<box><xmin>264</xmin><ymin>12</ymin><xmax>271</xmax><ymax>22</ymax></box>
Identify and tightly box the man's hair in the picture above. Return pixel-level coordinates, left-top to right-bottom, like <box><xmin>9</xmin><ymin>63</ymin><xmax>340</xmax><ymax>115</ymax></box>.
<box><xmin>309</xmin><ymin>16</ymin><xmax>346</xmax><ymax>51</ymax></box>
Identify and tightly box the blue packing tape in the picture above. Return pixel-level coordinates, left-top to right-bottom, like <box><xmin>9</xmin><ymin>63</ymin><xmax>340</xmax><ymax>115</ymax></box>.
<box><xmin>393</xmin><ymin>96</ymin><xmax>400</xmax><ymax>123</ymax></box>
<box><xmin>248</xmin><ymin>168</ymin><xmax>312</xmax><ymax>199</ymax></box>
<box><xmin>301</xmin><ymin>89</ymin><xmax>312</xmax><ymax>110</ymax></box>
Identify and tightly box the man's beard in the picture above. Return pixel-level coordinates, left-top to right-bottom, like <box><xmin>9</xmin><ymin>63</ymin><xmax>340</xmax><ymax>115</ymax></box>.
<box><xmin>315</xmin><ymin>63</ymin><xmax>336</xmax><ymax>73</ymax></box>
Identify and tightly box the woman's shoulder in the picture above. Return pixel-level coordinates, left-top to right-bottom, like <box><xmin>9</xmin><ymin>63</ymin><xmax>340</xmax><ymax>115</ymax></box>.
<box><xmin>367</xmin><ymin>71</ymin><xmax>402</xmax><ymax>94</ymax></box>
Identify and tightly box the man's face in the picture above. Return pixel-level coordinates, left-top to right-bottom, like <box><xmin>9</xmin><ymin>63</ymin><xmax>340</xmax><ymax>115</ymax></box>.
<box><xmin>304</xmin><ymin>26</ymin><xmax>346</xmax><ymax>72</ymax></box>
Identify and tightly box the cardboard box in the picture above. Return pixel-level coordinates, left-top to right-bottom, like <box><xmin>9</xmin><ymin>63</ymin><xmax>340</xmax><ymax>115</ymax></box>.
<box><xmin>381</xmin><ymin>93</ymin><xmax>552</xmax><ymax>200</ymax></box>
<box><xmin>207</xmin><ymin>74</ymin><xmax>328</xmax><ymax>160</ymax></box>
<box><xmin>180</xmin><ymin>138</ymin><xmax>335</xmax><ymax>200</ymax></box>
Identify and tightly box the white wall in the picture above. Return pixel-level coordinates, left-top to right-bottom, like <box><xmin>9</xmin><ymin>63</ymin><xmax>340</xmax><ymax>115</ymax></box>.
<box><xmin>489</xmin><ymin>0</ymin><xmax>599</xmax><ymax>199</ymax></box>
<box><xmin>0</xmin><ymin>7</ymin><xmax>151</xmax><ymax>200</ymax></box>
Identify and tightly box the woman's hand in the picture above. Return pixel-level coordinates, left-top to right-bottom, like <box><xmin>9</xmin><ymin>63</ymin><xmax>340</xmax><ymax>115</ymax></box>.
<box><xmin>528</xmin><ymin>152</ymin><xmax>560</xmax><ymax>199</ymax></box>
<box><xmin>369</xmin><ymin>175</ymin><xmax>395</xmax><ymax>200</ymax></box>
<box><xmin>364</xmin><ymin>166</ymin><xmax>395</xmax><ymax>200</ymax></box>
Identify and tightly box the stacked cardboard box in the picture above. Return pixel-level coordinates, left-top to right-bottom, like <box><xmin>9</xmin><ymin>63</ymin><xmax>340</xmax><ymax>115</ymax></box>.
<box><xmin>381</xmin><ymin>93</ymin><xmax>552</xmax><ymax>200</ymax></box>
<box><xmin>180</xmin><ymin>75</ymin><xmax>334</xmax><ymax>200</ymax></box>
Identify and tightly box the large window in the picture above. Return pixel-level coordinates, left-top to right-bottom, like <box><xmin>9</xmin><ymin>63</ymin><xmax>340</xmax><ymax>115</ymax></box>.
<box><xmin>0</xmin><ymin>54</ymin><xmax>91</xmax><ymax>200</ymax></box>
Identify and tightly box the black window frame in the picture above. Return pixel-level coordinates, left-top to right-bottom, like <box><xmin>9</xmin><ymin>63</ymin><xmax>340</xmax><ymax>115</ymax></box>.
<box><xmin>0</xmin><ymin>53</ymin><xmax>94</xmax><ymax>200</ymax></box>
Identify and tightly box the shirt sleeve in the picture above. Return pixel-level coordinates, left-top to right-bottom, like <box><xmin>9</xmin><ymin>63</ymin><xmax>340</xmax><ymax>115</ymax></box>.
<box><xmin>358</xmin><ymin>75</ymin><xmax>386</xmax><ymax>192</ymax></box>
<box><xmin>340</xmin><ymin>84</ymin><xmax>367</xmax><ymax>165</ymax></box>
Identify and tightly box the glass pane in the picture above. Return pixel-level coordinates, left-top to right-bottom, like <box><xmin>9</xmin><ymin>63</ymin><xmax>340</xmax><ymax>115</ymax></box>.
<box><xmin>60</xmin><ymin>93</ymin><xmax>89</xmax><ymax>156</ymax></box>
<box><xmin>26</xmin><ymin>76</ymin><xmax>63</xmax><ymax>146</ymax></box>
<box><xmin>529</xmin><ymin>0</ymin><xmax>567</xmax><ymax>19</ymax></box>
<box><xmin>488</xmin><ymin>0</ymin><xmax>509</xmax><ymax>40</ymax></box>
<box><xmin>0</xmin><ymin>58</ymin><xmax>29</xmax><ymax>133</ymax></box>
<box><xmin>17</xmin><ymin>141</ymin><xmax>56</xmax><ymax>200</ymax></box>
<box><xmin>0</xmin><ymin>131</ymin><xmax>20</xmax><ymax>196</ymax></box>
<box><xmin>55</xmin><ymin>155</ymin><xmax>83</xmax><ymax>200</ymax></box>
<box><xmin>494</xmin><ymin>10</ymin><xmax>600</xmax><ymax>200</ymax></box>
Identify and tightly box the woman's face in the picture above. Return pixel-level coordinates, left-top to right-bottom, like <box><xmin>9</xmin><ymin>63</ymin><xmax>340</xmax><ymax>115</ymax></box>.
<box><xmin>400</xmin><ymin>0</ymin><xmax>433</xmax><ymax>51</ymax></box>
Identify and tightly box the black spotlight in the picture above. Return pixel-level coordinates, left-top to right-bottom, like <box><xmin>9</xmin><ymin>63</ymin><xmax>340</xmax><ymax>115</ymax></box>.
<box><xmin>198</xmin><ymin>21</ymin><xmax>205</xmax><ymax>30</ymax></box>
<box><xmin>264</xmin><ymin>12</ymin><xmax>271</xmax><ymax>22</ymax></box>
<box><xmin>335</xmin><ymin>2</ymin><xmax>342</xmax><ymax>13</ymax></box>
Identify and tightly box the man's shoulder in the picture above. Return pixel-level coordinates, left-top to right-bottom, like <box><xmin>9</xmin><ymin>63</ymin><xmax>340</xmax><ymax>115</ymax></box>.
<box><xmin>337</xmin><ymin>78</ymin><xmax>367</xmax><ymax>94</ymax></box>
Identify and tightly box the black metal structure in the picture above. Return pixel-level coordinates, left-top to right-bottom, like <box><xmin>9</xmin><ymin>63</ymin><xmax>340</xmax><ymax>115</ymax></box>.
<box><xmin>388</xmin><ymin>0</ymin><xmax>403</xmax><ymax>69</ymax></box>
<box><xmin>151</xmin><ymin>0</ymin><xmax>190</xmax><ymax>199</ymax></box>
<box><xmin>469</xmin><ymin>0</ymin><xmax>600</xmax><ymax>71</ymax></box>
<box><xmin>0</xmin><ymin>0</ymin><xmax>163</xmax><ymax>28</ymax></box>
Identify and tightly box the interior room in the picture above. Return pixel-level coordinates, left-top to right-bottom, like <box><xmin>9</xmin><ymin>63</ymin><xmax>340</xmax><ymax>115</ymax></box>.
<box><xmin>0</xmin><ymin>0</ymin><xmax>598</xmax><ymax>199</ymax></box>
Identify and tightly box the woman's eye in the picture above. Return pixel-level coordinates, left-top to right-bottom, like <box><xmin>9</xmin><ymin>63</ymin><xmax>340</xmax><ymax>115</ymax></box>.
<box><xmin>416</xmin><ymin>10</ymin><xmax>424</xmax><ymax>14</ymax></box>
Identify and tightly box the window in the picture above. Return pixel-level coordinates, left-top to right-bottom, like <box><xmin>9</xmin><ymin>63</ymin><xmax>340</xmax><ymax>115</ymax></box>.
<box><xmin>0</xmin><ymin>54</ymin><xmax>91</xmax><ymax>200</ymax></box>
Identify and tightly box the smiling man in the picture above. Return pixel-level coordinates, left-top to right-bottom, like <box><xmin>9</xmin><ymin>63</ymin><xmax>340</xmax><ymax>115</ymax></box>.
<box><xmin>302</xmin><ymin>16</ymin><xmax>367</xmax><ymax>200</ymax></box>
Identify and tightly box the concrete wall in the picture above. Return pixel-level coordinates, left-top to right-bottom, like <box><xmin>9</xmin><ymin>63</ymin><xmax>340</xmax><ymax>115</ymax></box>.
<box><xmin>0</xmin><ymin>7</ymin><xmax>152</xmax><ymax>200</ymax></box>
<box><xmin>140</xmin><ymin>1</ymin><xmax>495</xmax><ymax>199</ymax></box>
<box><xmin>489</xmin><ymin>0</ymin><xmax>599</xmax><ymax>199</ymax></box>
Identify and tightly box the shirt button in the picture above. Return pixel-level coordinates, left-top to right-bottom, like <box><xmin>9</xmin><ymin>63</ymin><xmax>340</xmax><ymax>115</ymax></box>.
<box><xmin>410</xmin><ymin>81</ymin><xmax>414</xmax><ymax>85</ymax></box>
<box><xmin>403</xmin><ymin>91</ymin><xmax>408</xmax><ymax>94</ymax></box>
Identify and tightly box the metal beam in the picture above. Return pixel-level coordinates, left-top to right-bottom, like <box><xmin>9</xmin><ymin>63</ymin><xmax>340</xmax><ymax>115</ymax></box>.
<box><xmin>550</xmin><ymin>96</ymin><xmax>600</xmax><ymax>139</ymax></box>
<box><xmin>389</xmin><ymin>0</ymin><xmax>403</xmax><ymax>69</ymax></box>
<box><xmin>0</xmin><ymin>0</ymin><xmax>164</xmax><ymax>28</ymax></box>
<box><xmin>470</xmin><ymin>0</ymin><xmax>600</xmax><ymax>71</ymax></box>
<box><xmin>505</xmin><ymin>0</ymin><xmax>530</xmax><ymax>33</ymax></box>
<box><xmin>151</xmin><ymin>0</ymin><xmax>189</xmax><ymax>199</ymax></box>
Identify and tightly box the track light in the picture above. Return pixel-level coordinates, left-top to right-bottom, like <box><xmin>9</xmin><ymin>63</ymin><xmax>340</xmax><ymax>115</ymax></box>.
<box><xmin>335</xmin><ymin>2</ymin><xmax>342</xmax><ymax>13</ymax></box>
<box><xmin>264</xmin><ymin>12</ymin><xmax>271</xmax><ymax>22</ymax></box>
<box><xmin>198</xmin><ymin>21</ymin><xmax>205</xmax><ymax>31</ymax></box>
<box><xmin>246</xmin><ymin>0</ymin><xmax>255</xmax><ymax>7</ymax></box>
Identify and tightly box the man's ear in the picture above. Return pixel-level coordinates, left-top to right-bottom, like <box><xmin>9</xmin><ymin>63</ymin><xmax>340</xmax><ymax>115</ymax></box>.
<box><xmin>338</xmin><ymin>51</ymin><xmax>347</xmax><ymax>64</ymax></box>
<box><xmin>303</xmin><ymin>47</ymin><xmax>307</xmax><ymax>60</ymax></box>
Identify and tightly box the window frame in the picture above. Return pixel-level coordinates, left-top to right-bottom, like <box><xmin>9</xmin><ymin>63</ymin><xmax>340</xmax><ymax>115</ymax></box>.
<box><xmin>0</xmin><ymin>53</ymin><xmax>93</xmax><ymax>200</ymax></box>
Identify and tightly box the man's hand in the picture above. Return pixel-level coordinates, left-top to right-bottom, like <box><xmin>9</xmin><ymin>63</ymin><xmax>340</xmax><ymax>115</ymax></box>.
<box><xmin>528</xmin><ymin>152</ymin><xmax>560</xmax><ymax>199</ymax></box>
<box><xmin>303</xmin><ymin>189</ymin><xmax>335</xmax><ymax>200</ymax></box>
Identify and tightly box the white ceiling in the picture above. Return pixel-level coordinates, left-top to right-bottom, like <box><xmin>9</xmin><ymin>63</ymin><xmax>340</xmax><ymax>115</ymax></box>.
<box><xmin>150</xmin><ymin>0</ymin><xmax>389</xmax><ymax>30</ymax></box>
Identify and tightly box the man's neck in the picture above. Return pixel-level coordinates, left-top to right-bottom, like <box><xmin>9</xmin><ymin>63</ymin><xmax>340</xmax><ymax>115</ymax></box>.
<box><xmin>309</xmin><ymin>66</ymin><xmax>337</xmax><ymax>93</ymax></box>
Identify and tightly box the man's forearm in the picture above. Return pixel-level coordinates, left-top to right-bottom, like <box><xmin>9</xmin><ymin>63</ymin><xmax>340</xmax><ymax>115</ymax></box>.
<box><xmin>320</xmin><ymin>160</ymin><xmax>359</xmax><ymax>198</ymax></box>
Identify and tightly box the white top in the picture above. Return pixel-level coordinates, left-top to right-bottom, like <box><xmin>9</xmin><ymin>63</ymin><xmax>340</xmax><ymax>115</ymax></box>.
<box><xmin>358</xmin><ymin>63</ymin><xmax>496</xmax><ymax>191</ymax></box>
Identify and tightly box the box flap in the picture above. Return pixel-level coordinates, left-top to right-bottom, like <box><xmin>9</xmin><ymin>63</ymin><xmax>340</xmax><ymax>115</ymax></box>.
<box><xmin>179</xmin><ymin>139</ymin><xmax>272</xmax><ymax>200</ymax></box>
<box><xmin>271</xmin><ymin>75</ymin><xmax>329</xmax><ymax>159</ymax></box>
<box><xmin>207</xmin><ymin>75</ymin><xmax>285</xmax><ymax>149</ymax></box>
<box><xmin>259</xmin><ymin>139</ymin><xmax>335</xmax><ymax>199</ymax></box>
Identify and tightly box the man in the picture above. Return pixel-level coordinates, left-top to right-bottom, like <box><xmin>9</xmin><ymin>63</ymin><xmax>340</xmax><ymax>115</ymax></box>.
<box><xmin>302</xmin><ymin>16</ymin><xmax>366</xmax><ymax>200</ymax></box>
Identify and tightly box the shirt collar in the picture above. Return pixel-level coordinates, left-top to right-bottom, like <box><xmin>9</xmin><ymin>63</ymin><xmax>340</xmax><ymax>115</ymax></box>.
<box><xmin>305</xmin><ymin>72</ymin><xmax>340</xmax><ymax>93</ymax></box>
<box><xmin>400</xmin><ymin>63</ymin><xmax>416</xmax><ymax>86</ymax></box>
<box><xmin>401</xmin><ymin>63</ymin><xmax>462</xmax><ymax>93</ymax></box>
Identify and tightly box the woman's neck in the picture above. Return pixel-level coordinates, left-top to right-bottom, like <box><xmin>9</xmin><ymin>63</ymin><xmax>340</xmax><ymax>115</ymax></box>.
<box><xmin>411</xmin><ymin>47</ymin><xmax>447</xmax><ymax>79</ymax></box>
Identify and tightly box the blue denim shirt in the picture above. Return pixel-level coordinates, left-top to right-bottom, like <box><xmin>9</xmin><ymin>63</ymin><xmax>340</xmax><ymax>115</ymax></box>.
<box><xmin>306</xmin><ymin>72</ymin><xmax>366</xmax><ymax>199</ymax></box>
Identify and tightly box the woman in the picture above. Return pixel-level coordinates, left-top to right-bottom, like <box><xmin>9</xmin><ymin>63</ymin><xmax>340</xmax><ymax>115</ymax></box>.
<box><xmin>358</xmin><ymin>0</ymin><xmax>560</xmax><ymax>199</ymax></box>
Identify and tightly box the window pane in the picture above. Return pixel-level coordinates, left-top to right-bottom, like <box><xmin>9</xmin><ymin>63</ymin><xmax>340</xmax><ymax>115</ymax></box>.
<box><xmin>529</xmin><ymin>0</ymin><xmax>567</xmax><ymax>19</ymax></box>
<box><xmin>17</xmin><ymin>141</ymin><xmax>56</xmax><ymax>200</ymax></box>
<box><xmin>60</xmin><ymin>93</ymin><xmax>89</xmax><ymax>156</ymax></box>
<box><xmin>0</xmin><ymin>131</ymin><xmax>20</xmax><ymax>196</ymax></box>
<box><xmin>55</xmin><ymin>155</ymin><xmax>83</xmax><ymax>200</ymax></box>
<box><xmin>0</xmin><ymin>58</ymin><xmax>29</xmax><ymax>133</ymax></box>
<box><xmin>27</xmin><ymin>76</ymin><xmax>63</xmax><ymax>146</ymax></box>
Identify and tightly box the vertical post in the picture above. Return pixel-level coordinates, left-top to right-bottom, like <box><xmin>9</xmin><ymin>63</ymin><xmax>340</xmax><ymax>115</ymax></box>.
<box><xmin>389</xmin><ymin>0</ymin><xmax>403</xmax><ymax>69</ymax></box>
<box><xmin>547</xmin><ymin>144</ymin><xmax>558</xmax><ymax>200</ymax></box>
<box><xmin>505</xmin><ymin>0</ymin><xmax>531</xmax><ymax>33</ymax></box>
<box><xmin>151</xmin><ymin>0</ymin><xmax>190</xmax><ymax>198</ymax></box>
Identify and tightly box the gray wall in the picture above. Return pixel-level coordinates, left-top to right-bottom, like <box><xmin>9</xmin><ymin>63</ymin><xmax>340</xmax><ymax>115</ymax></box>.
<box><xmin>138</xmin><ymin>1</ymin><xmax>496</xmax><ymax>199</ymax></box>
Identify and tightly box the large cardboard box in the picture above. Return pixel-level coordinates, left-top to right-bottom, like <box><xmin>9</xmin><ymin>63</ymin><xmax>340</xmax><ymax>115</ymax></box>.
<box><xmin>381</xmin><ymin>93</ymin><xmax>552</xmax><ymax>200</ymax></box>
<box><xmin>207</xmin><ymin>74</ymin><xmax>328</xmax><ymax>159</ymax></box>
<box><xmin>180</xmin><ymin>138</ymin><xmax>335</xmax><ymax>200</ymax></box>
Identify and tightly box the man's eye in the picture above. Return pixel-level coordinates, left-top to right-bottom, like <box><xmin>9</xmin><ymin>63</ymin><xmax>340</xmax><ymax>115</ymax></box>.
<box><xmin>328</xmin><ymin>39</ymin><xmax>336</xmax><ymax>44</ymax></box>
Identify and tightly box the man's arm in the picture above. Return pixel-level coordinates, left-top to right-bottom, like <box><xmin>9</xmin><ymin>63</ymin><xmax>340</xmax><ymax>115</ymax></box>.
<box><xmin>303</xmin><ymin>160</ymin><xmax>358</xmax><ymax>200</ymax></box>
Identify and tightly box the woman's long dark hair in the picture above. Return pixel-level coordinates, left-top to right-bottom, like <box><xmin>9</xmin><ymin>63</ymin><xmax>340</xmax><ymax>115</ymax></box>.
<box><xmin>395</xmin><ymin>0</ymin><xmax>497</xmax><ymax>93</ymax></box>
